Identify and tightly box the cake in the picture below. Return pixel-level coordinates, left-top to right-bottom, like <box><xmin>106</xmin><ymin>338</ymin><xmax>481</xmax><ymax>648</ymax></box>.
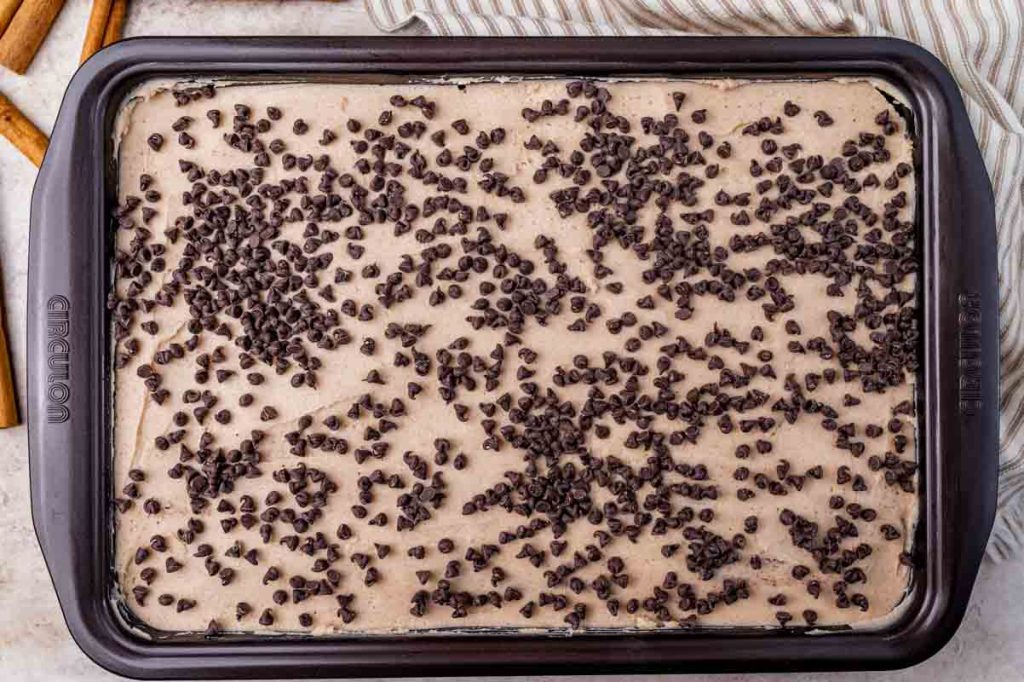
<box><xmin>111</xmin><ymin>77</ymin><xmax>918</xmax><ymax>634</ymax></box>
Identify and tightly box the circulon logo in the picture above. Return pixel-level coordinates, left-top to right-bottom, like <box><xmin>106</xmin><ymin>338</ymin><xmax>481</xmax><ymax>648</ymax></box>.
<box><xmin>46</xmin><ymin>295</ymin><xmax>71</xmax><ymax>424</ymax></box>
<box><xmin>957</xmin><ymin>292</ymin><xmax>982</xmax><ymax>416</ymax></box>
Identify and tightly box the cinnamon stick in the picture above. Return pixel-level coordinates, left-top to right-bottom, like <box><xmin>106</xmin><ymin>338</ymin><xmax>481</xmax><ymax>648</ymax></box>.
<box><xmin>0</xmin><ymin>0</ymin><xmax>24</xmax><ymax>37</ymax></box>
<box><xmin>0</xmin><ymin>0</ymin><xmax>66</xmax><ymax>74</ymax></box>
<box><xmin>0</xmin><ymin>91</ymin><xmax>48</xmax><ymax>166</ymax></box>
<box><xmin>0</xmin><ymin>304</ymin><xmax>17</xmax><ymax>428</ymax></box>
<box><xmin>101</xmin><ymin>0</ymin><xmax>126</xmax><ymax>48</ymax></box>
<box><xmin>80</xmin><ymin>0</ymin><xmax>112</xmax><ymax>64</ymax></box>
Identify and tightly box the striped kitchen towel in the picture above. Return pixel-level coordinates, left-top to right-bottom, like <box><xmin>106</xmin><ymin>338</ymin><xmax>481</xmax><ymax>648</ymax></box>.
<box><xmin>364</xmin><ymin>0</ymin><xmax>1024</xmax><ymax>561</ymax></box>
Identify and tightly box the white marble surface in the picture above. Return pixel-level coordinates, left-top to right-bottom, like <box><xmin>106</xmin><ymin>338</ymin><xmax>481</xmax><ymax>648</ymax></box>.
<box><xmin>0</xmin><ymin>2</ymin><xmax>1020</xmax><ymax>680</ymax></box>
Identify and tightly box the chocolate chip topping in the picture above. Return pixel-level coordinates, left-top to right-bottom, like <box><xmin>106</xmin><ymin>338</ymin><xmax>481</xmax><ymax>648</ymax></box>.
<box><xmin>116</xmin><ymin>78</ymin><xmax>917</xmax><ymax>634</ymax></box>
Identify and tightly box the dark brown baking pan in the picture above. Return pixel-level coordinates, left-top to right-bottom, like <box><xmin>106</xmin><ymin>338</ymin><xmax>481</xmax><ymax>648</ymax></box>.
<box><xmin>27</xmin><ymin>37</ymin><xmax>997</xmax><ymax>678</ymax></box>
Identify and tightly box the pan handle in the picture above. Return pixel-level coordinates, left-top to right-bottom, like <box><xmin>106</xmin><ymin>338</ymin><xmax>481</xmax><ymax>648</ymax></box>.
<box><xmin>27</xmin><ymin>70</ymin><xmax>108</xmax><ymax>650</ymax></box>
<box><xmin>942</xmin><ymin>170</ymin><xmax>999</xmax><ymax>565</ymax></box>
<box><xmin>923</xmin><ymin>39</ymin><xmax>999</xmax><ymax>625</ymax></box>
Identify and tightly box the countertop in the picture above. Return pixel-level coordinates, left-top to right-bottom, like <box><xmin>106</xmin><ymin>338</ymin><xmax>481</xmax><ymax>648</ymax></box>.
<box><xmin>0</xmin><ymin>2</ymin><xmax>1019</xmax><ymax>681</ymax></box>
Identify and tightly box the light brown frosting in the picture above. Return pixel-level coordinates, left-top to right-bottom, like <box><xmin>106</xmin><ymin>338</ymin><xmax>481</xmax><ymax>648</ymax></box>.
<box><xmin>113</xmin><ymin>78</ymin><xmax>917</xmax><ymax>635</ymax></box>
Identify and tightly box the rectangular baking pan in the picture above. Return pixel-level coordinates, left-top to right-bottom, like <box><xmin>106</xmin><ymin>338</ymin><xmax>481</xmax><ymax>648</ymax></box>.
<box><xmin>27</xmin><ymin>37</ymin><xmax>998</xmax><ymax>678</ymax></box>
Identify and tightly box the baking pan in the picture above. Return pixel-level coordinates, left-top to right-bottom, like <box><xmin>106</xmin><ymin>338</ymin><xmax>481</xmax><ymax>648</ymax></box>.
<box><xmin>27</xmin><ymin>37</ymin><xmax>997</xmax><ymax>678</ymax></box>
